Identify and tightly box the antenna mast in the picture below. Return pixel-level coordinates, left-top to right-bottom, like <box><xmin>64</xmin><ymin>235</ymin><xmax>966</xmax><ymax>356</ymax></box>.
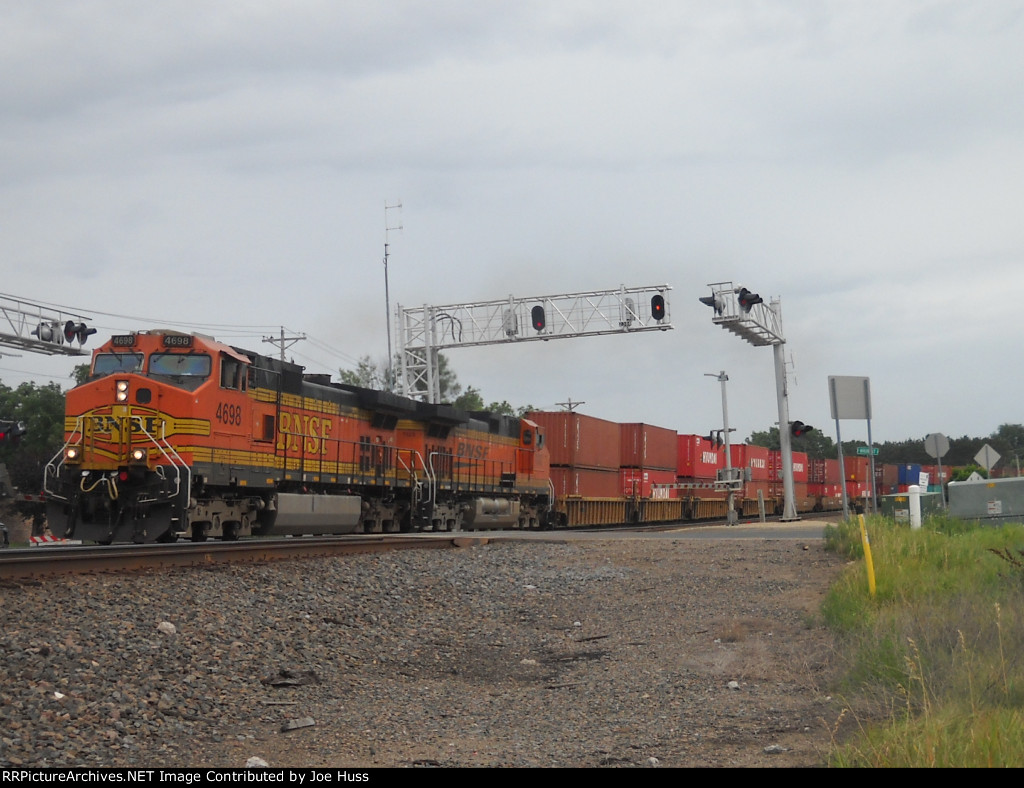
<box><xmin>384</xmin><ymin>200</ymin><xmax>403</xmax><ymax>390</ymax></box>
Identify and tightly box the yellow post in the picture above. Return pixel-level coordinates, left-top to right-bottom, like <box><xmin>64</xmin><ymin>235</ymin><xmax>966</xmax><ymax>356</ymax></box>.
<box><xmin>858</xmin><ymin>513</ymin><xmax>877</xmax><ymax>597</ymax></box>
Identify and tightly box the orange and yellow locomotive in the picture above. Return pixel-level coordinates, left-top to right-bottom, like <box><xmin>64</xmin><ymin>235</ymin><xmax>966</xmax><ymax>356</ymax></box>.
<box><xmin>44</xmin><ymin>330</ymin><xmax>552</xmax><ymax>543</ymax></box>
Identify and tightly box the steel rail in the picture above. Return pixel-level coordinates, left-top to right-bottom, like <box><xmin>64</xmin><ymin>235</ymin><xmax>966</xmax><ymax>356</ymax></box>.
<box><xmin>0</xmin><ymin>534</ymin><xmax>479</xmax><ymax>581</ymax></box>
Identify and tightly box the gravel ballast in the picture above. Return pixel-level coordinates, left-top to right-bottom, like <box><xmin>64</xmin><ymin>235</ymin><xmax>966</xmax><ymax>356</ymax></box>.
<box><xmin>1</xmin><ymin>533</ymin><xmax>849</xmax><ymax>768</ymax></box>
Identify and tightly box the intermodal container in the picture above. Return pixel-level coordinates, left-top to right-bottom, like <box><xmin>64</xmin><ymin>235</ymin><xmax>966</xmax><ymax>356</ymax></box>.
<box><xmin>620</xmin><ymin>468</ymin><xmax>677</xmax><ymax>499</ymax></box>
<box><xmin>844</xmin><ymin>456</ymin><xmax>870</xmax><ymax>482</ymax></box>
<box><xmin>824</xmin><ymin>459</ymin><xmax>841</xmax><ymax>484</ymax></box>
<box><xmin>677</xmin><ymin>434</ymin><xmax>723</xmax><ymax>479</ymax></box>
<box><xmin>791</xmin><ymin>452</ymin><xmax>809</xmax><ymax>484</ymax></box>
<box><xmin>897</xmin><ymin>463</ymin><xmax>923</xmax><ymax>485</ymax></box>
<box><xmin>528</xmin><ymin>412</ymin><xmax>620</xmax><ymax>470</ymax></box>
<box><xmin>730</xmin><ymin>444</ymin><xmax>770</xmax><ymax>481</ymax></box>
<box><xmin>619</xmin><ymin>423</ymin><xmax>677</xmax><ymax>470</ymax></box>
<box><xmin>771</xmin><ymin>450</ymin><xmax>809</xmax><ymax>483</ymax></box>
<box><xmin>550</xmin><ymin>466</ymin><xmax>621</xmax><ymax>498</ymax></box>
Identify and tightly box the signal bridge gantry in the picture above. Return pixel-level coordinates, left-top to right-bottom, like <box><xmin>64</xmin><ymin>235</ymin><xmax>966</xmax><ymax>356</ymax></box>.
<box><xmin>397</xmin><ymin>284</ymin><xmax>671</xmax><ymax>403</ymax></box>
<box><xmin>0</xmin><ymin>294</ymin><xmax>97</xmax><ymax>357</ymax></box>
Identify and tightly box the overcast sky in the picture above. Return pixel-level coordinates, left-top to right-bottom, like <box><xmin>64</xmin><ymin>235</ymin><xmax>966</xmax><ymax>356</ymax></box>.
<box><xmin>2</xmin><ymin>1</ymin><xmax>1022</xmax><ymax>447</ymax></box>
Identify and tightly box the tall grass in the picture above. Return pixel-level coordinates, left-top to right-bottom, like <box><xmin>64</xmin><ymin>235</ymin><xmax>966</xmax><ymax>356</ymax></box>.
<box><xmin>823</xmin><ymin>514</ymin><xmax>1024</xmax><ymax>767</ymax></box>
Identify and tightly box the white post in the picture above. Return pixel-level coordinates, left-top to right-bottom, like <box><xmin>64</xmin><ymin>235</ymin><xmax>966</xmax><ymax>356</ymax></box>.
<box><xmin>908</xmin><ymin>484</ymin><xmax>922</xmax><ymax>530</ymax></box>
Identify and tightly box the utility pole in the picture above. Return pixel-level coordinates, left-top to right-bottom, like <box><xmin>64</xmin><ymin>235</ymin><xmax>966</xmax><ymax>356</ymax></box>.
<box><xmin>262</xmin><ymin>327</ymin><xmax>306</xmax><ymax>364</ymax></box>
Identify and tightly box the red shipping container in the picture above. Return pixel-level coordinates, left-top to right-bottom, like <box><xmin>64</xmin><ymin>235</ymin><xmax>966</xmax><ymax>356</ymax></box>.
<box><xmin>730</xmin><ymin>444</ymin><xmax>770</xmax><ymax>481</ymax></box>
<box><xmin>619</xmin><ymin>423</ymin><xmax>677</xmax><ymax>470</ymax></box>
<box><xmin>620</xmin><ymin>468</ymin><xmax>677</xmax><ymax>498</ymax></box>
<box><xmin>550</xmin><ymin>466</ymin><xmax>621</xmax><ymax>498</ymax></box>
<box><xmin>766</xmin><ymin>450</ymin><xmax>809</xmax><ymax>483</ymax></box>
<box><xmin>844</xmin><ymin>456</ymin><xmax>869</xmax><ymax>481</ymax></box>
<box><xmin>824</xmin><ymin>459</ymin><xmax>841</xmax><ymax>484</ymax></box>
<box><xmin>676</xmin><ymin>434</ymin><xmax>723</xmax><ymax>479</ymax></box>
<box><xmin>809</xmin><ymin>459</ymin><xmax>826</xmax><ymax>484</ymax></box>
<box><xmin>791</xmin><ymin>452</ymin><xmax>809</xmax><ymax>484</ymax></box>
<box><xmin>528</xmin><ymin>412</ymin><xmax>620</xmax><ymax>470</ymax></box>
<box><xmin>846</xmin><ymin>480</ymin><xmax>870</xmax><ymax>500</ymax></box>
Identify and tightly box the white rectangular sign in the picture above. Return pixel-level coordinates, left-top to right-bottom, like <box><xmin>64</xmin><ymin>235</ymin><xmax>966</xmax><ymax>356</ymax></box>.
<box><xmin>828</xmin><ymin>375</ymin><xmax>872</xmax><ymax>420</ymax></box>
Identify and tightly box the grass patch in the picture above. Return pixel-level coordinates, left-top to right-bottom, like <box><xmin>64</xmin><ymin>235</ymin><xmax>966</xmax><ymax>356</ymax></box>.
<box><xmin>822</xmin><ymin>514</ymin><xmax>1024</xmax><ymax>766</ymax></box>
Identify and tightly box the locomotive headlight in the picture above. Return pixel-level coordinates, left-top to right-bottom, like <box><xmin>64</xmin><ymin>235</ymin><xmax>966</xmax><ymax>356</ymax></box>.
<box><xmin>130</xmin><ymin>447</ymin><xmax>147</xmax><ymax>462</ymax></box>
<box><xmin>65</xmin><ymin>446</ymin><xmax>81</xmax><ymax>463</ymax></box>
<box><xmin>115</xmin><ymin>380</ymin><xmax>129</xmax><ymax>402</ymax></box>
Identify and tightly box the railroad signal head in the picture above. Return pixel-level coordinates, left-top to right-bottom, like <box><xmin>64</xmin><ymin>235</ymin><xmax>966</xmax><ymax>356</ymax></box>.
<box><xmin>651</xmin><ymin>294</ymin><xmax>666</xmax><ymax>321</ymax></box>
<box><xmin>531</xmin><ymin>305</ymin><xmax>546</xmax><ymax>331</ymax></box>
<box><xmin>64</xmin><ymin>321</ymin><xmax>97</xmax><ymax>344</ymax></box>
<box><xmin>790</xmin><ymin>420</ymin><xmax>814</xmax><ymax>438</ymax></box>
<box><xmin>31</xmin><ymin>321</ymin><xmax>64</xmax><ymax>344</ymax></box>
<box><xmin>698</xmin><ymin>294</ymin><xmax>724</xmax><ymax>316</ymax></box>
<box><xmin>0</xmin><ymin>420</ymin><xmax>27</xmax><ymax>445</ymax></box>
<box><xmin>704</xmin><ymin>430</ymin><xmax>724</xmax><ymax>449</ymax></box>
<box><xmin>737</xmin><ymin>287</ymin><xmax>763</xmax><ymax>312</ymax></box>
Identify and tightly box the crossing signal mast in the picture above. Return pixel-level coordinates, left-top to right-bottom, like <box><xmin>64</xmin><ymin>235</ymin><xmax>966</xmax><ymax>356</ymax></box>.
<box><xmin>397</xmin><ymin>284</ymin><xmax>672</xmax><ymax>403</ymax></box>
<box><xmin>0</xmin><ymin>294</ymin><xmax>97</xmax><ymax>357</ymax></box>
<box><xmin>699</xmin><ymin>280</ymin><xmax>805</xmax><ymax>521</ymax></box>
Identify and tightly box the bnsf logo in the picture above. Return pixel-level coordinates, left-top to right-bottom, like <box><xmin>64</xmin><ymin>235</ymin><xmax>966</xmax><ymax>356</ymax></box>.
<box><xmin>92</xmin><ymin>415</ymin><xmax>164</xmax><ymax>436</ymax></box>
<box><xmin>456</xmin><ymin>442</ymin><xmax>489</xmax><ymax>460</ymax></box>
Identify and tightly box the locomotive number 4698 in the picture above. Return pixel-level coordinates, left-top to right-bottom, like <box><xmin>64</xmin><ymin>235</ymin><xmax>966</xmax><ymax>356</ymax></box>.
<box><xmin>216</xmin><ymin>402</ymin><xmax>243</xmax><ymax>426</ymax></box>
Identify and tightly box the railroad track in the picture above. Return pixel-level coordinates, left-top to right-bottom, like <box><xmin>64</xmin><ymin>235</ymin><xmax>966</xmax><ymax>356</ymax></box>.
<box><xmin>1</xmin><ymin>512</ymin><xmax>847</xmax><ymax>581</ymax></box>
<box><xmin>0</xmin><ymin>533</ymin><xmax>493</xmax><ymax>581</ymax></box>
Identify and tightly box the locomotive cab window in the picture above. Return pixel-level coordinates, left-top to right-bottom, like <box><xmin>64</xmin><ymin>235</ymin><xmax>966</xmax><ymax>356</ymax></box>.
<box><xmin>92</xmin><ymin>353</ymin><xmax>144</xmax><ymax>378</ymax></box>
<box><xmin>220</xmin><ymin>358</ymin><xmax>246</xmax><ymax>391</ymax></box>
<box><xmin>148</xmin><ymin>353</ymin><xmax>212</xmax><ymax>391</ymax></box>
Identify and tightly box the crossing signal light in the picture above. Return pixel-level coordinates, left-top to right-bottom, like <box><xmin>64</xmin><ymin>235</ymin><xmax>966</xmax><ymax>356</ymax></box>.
<box><xmin>63</xmin><ymin>321</ymin><xmax>97</xmax><ymax>344</ymax></box>
<box><xmin>651</xmin><ymin>294</ymin><xmax>666</xmax><ymax>321</ymax></box>
<box><xmin>790</xmin><ymin>420</ymin><xmax>814</xmax><ymax>438</ymax></box>
<box><xmin>737</xmin><ymin>287</ymin><xmax>763</xmax><ymax>312</ymax></box>
<box><xmin>698</xmin><ymin>294</ymin><xmax>724</xmax><ymax>315</ymax></box>
<box><xmin>531</xmin><ymin>305</ymin><xmax>546</xmax><ymax>331</ymax></box>
<box><xmin>0</xmin><ymin>420</ymin><xmax>27</xmax><ymax>445</ymax></box>
<box><xmin>704</xmin><ymin>430</ymin><xmax>724</xmax><ymax>449</ymax></box>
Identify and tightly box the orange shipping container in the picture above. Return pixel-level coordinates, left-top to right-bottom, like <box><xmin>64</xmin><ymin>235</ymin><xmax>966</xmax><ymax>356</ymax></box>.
<box><xmin>527</xmin><ymin>411</ymin><xmax>620</xmax><ymax>470</ymax></box>
<box><xmin>550</xmin><ymin>466</ymin><xmax>621</xmax><ymax>498</ymax></box>
<box><xmin>619</xmin><ymin>423</ymin><xmax>678</xmax><ymax>470</ymax></box>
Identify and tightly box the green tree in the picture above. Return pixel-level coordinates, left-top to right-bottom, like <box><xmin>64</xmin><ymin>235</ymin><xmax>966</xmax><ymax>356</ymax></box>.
<box><xmin>337</xmin><ymin>355</ymin><xmax>392</xmax><ymax>390</ymax></box>
<box><xmin>0</xmin><ymin>380</ymin><xmax>67</xmax><ymax>493</ymax></box>
<box><xmin>339</xmin><ymin>353</ymin><xmax>505</xmax><ymax>411</ymax></box>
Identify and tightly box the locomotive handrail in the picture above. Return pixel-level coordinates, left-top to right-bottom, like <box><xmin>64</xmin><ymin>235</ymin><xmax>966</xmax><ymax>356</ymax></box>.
<box><xmin>43</xmin><ymin>416</ymin><xmax>87</xmax><ymax>500</ymax></box>
<box><xmin>130</xmin><ymin>414</ymin><xmax>191</xmax><ymax>506</ymax></box>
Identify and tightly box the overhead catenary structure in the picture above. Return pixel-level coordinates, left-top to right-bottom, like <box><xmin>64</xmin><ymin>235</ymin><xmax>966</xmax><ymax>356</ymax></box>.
<box><xmin>397</xmin><ymin>284</ymin><xmax>672</xmax><ymax>403</ymax></box>
<box><xmin>699</xmin><ymin>281</ymin><xmax>802</xmax><ymax>521</ymax></box>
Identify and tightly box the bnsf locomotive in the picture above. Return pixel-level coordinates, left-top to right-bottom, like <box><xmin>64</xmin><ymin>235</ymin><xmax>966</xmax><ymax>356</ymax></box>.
<box><xmin>44</xmin><ymin>330</ymin><xmax>553</xmax><ymax>543</ymax></box>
